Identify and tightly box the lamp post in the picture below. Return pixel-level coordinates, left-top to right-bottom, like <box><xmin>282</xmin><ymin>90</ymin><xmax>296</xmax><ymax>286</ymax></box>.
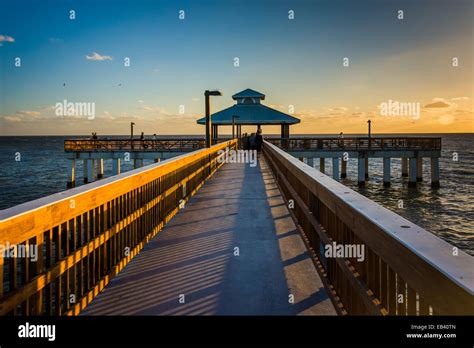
<box><xmin>205</xmin><ymin>90</ymin><xmax>222</xmax><ymax>147</ymax></box>
<box><xmin>367</xmin><ymin>119</ymin><xmax>371</xmax><ymax>149</ymax></box>
<box><xmin>232</xmin><ymin>115</ymin><xmax>240</xmax><ymax>139</ymax></box>
<box><xmin>131</xmin><ymin>122</ymin><xmax>135</xmax><ymax>150</ymax></box>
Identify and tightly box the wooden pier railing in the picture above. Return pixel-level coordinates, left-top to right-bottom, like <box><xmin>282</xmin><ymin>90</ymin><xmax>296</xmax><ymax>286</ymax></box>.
<box><xmin>263</xmin><ymin>140</ymin><xmax>473</xmax><ymax>315</ymax></box>
<box><xmin>266</xmin><ymin>137</ymin><xmax>441</xmax><ymax>151</ymax></box>
<box><xmin>0</xmin><ymin>140</ymin><xmax>237</xmax><ymax>315</ymax></box>
<box><xmin>64</xmin><ymin>138</ymin><xmax>207</xmax><ymax>152</ymax></box>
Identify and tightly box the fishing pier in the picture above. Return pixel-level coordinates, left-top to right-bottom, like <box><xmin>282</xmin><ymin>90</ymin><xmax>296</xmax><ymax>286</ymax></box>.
<box><xmin>0</xmin><ymin>89</ymin><xmax>471</xmax><ymax>317</ymax></box>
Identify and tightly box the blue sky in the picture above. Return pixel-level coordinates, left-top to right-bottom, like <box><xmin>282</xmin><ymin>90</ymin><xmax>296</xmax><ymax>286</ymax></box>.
<box><xmin>0</xmin><ymin>0</ymin><xmax>472</xmax><ymax>134</ymax></box>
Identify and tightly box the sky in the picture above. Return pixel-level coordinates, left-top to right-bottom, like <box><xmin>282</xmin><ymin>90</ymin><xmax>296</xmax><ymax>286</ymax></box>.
<box><xmin>0</xmin><ymin>0</ymin><xmax>473</xmax><ymax>135</ymax></box>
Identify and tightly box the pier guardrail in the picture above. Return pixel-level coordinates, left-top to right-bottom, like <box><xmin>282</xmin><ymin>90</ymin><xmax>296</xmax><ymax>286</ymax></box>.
<box><xmin>64</xmin><ymin>138</ymin><xmax>207</xmax><ymax>152</ymax></box>
<box><xmin>266</xmin><ymin>137</ymin><xmax>441</xmax><ymax>151</ymax></box>
<box><xmin>0</xmin><ymin>139</ymin><xmax>237</xmax><ymax>315</ymax></box>
<box><xmin>263</xmin><ymin>140</ymin><xmax>473</xmax><ymax>315</ymax></box>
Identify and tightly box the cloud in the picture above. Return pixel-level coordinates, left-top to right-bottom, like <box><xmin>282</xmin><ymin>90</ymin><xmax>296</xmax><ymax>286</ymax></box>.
<box><xmin>451</xmin><ymin>97</ymin><xmax>469</xmax><ymax>101</ymax></box>
<box><xmin>3</xmin><ymin>116</ymin><xmax>21</xmax><ymax>122</ymax></box>
<box><xmin>0</xmin><ymin>34</ymin><xmax>15</xmax><ymax>46</ymax></box>
<box><xmin>86</xmin><ymin>52</ymin><xmax>113</xmax><ymax>61</ymax></box>
<box><xmin>424</xmin><ymin>98</ymin><xmax>455</xmax><ymax>109</ymax></box>
<box><xmin>16</xmin><ymin>110</ymin><xmax>41</xmax><ymax>117</ymax></box>
<box><xmin>49</xmin><ymin>37</ymin><xmax>63</xmax><ymax>44</ymax></box>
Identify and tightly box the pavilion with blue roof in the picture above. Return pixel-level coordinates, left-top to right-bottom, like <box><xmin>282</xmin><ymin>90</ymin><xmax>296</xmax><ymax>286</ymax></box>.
<box><xmin>196</xmin><ymin>88</ymin><xmax>300</xmax><ymax>139</ymax></box>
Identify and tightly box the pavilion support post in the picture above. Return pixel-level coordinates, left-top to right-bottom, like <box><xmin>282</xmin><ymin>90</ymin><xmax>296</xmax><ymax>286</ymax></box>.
<box><xmin>67</xmin><ymin>159</ymin><xmax>75</xmax><ymax>188</ymax></box>
<box><xmin>341</xmin><ymin>159</ymin><xmax>347</xmax><ymax>178</ymax></box>
<box><xmin>431</xmin><ymin>157</ymin><xmax>440</xmax><ymax>188</ymax></box>
<box><xmin>332</xmin><ymin>158</ymin><xmax>340</xmax><ymax>180</ymax></box>
<box><xmin>112</xmin><ymin>158</ymin><xmax>121</xmax><ymax>175</ymax></box>
<box><xmin>320</xmin><ymin>158</ymin><xmax>325</xmax><ymax>173</ymax></box>
<box><xmin>416</xmin><ymin>157</ymin><xmax>423</xmax><ymax>182</ymax></box>
<box><xmin>383</xmin><ymin>157</ymin><xmax>391</xmax><ymax>187</ymax></box>
<box><xmin>401</xmin><ymin>157</ymin><xmax>408</xmax><ymax>177</ymax></box>
<box><xmin>281</xmin><ymin>124</ymin><xmax>289</xmax><ymax>148</ymax></box>
<box><xmin>358</xmin><ymin>157</ymin><xmax>365</xmax><ymax>187</ymax></box>
<box><xmin>409</xmin><ymin>157</ymin><xmax>417</xmax><ymax>188</ymax></box>
<box><xmin>97</xmin><ymin>159</ymin><xmax>104</xmax><ymax>179</ymax></box>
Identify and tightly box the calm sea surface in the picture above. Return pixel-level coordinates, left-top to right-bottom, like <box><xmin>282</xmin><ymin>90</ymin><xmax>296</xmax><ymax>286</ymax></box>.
<box><xmin>0</xmin><ymin>134</ymin><xmax>473</xmax><ymax>255</ymax></box>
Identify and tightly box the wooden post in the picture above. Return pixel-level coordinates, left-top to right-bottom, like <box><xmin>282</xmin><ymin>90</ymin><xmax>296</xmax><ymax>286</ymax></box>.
<box><xmin>319</xmin><ymin>158</ymin><xmax>325</xmax><ymax>173</ymax></box>
<box><xmin>365</xmin><ymin>157</ymin><xmax>369</xmax><ymax>179</ymax></box>
<box><xmin>112</xmin><ymin>158</ymin><xmax>121</xmax><ymax>175</ymax></box>
<box><xmin>383</xmin><ymin>157</ymin><xmax>391</xmax><ymax>187</ymax></box>
<box><xmin>332</xmin><ymin>158</ymin><xmax>340</xmax><ymax>180</ymax></box>
<box><xmin>401</xmin><ymin>157</ymin><xmax>408</xmax><ymax>177</ymax></box>
<box><xmin>409</xmin><ymin>157</ymin><xmax>417</xmax><ymax>188</ymax></box>
<box><xmin>341</xmin><ymin>158</ymin><xmax>347</xmax><ymax>178</ymax></box>
<box><xmin>87</xmin><ymin>159</ymin><xmax>95</xmax><ymax>183</ymax></box>
<box><xmin>431</xmin><ymin>157</ymin><xmax>440</xmax><ymax>188</ymax></box>
<box><xmin>67</xmin><ymin>159</ymin><xmax>75</xmax><ymax>188</ymax></box>
<box><xmin>358</xmin><ymin>157</ymin><xmax>365</xmax><ymax>187</ymax></box>
<box><xmin>97</xmin><ymin>159</ymin><xmax>104</xmax><ymax>179</ymax></box>
<box><xmin>416</xmin><ymin>157</ymin><xmax>423</xmax><ymax>182</ymax></box>
<box><xmin>83</xmin><ymin>159</ymin><xmax>88</xmax><ymax>183</ymax></box>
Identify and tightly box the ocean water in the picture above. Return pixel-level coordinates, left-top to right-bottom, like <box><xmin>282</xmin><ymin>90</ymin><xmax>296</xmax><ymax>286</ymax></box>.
<box><xmin>0</xmin><ymin>134</ymin><xmax>473</xmax><ymax>256</ymax></box>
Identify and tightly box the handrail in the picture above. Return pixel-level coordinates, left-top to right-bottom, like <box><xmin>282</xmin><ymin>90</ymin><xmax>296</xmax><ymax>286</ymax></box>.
<box><xmin>265</xmin><ymin>137</ymin><xmax>441</xmax><ymax>151</ymax></box>
<box><xmin>64</xmin><ymin>138</ymin><xmax>207</xmax><ymax>152</ymax></box>
<box><xmin>0</xmin><ymin>139</ymin><xmax>237</xmax><ymax>315</ymax></box>
<box><xmin>263</xmin><ymin>140</ymin><xmax>473</xmax><ymax>315</ymax></box>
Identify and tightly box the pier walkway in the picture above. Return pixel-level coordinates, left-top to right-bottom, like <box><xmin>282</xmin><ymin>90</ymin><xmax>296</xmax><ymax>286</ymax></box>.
<box><xmin>81</xmin><ymin>157</ymin><xmax>336</xmax><ymax>315</ymax></box>
<box><xmin>0</xmin><ymin>139</ymin><xmax>472</xmax><ymax>316</ymax></box>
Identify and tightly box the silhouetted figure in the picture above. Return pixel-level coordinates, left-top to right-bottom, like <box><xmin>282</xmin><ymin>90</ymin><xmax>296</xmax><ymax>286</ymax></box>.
<box><xmin>255</xmin><ymin>129</ymin><xmax>263</xmax><ymax>151</ymax></box>
<box><xmin>92</xmin><ymin>132</ymin><xmax>98</xmax><ymax>140</ymax></box>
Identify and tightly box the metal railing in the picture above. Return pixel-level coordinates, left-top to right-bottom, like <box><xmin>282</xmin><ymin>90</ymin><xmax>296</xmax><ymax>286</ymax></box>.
<box><xmin>64</xmin><ymin>138</ymin><xmax>207</xmax><ymax>152</ymax></box>
<box><xmin>263</xmin><ymin>140</ymin><xmax>473</xmax><ymax>315</ymax></box>
<box><xmin>0</xmin><ymin>140</ymin><xmax>237</xmax><ymax>315</ymax></box>
<box><xmin>265</xmin><ymin>137</ymin><xmax>441</xmax><ymax>151</ymax></box>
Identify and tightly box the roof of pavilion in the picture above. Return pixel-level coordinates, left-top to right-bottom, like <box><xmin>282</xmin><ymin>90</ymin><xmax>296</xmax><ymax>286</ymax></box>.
<box><xmin>196</xmin><ymin>89</ymin><xmax>300</xmax><ymax>125</ymax></box>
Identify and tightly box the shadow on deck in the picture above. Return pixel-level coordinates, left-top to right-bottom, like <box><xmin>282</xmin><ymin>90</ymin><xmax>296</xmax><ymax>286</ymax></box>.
<box><xmin>81</xmin><ymin>156</ymin><xmax>336</xmax><ymax>315</ymax></box>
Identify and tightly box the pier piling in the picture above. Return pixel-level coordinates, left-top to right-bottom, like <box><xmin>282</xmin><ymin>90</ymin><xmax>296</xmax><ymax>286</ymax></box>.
<box><xmin>83</xmin><ymin>159</ymin><xmax>88</xmax><ymax>183</ymax></box>
<box><xmin>431</xmin><ymin>157</ymin><xmax>440</xmax><ymax>188</ymax></box>
<box><xmin>97</xmin><ymin>159</ymin><xmax>104</xmax><ymax>179</ymax></box>
<box><xmin>341</xmin><ymin>158</ymin><xmax>347</xmax><ymax>178</ymax></box>
<box><xmin>332</xmin><ymin>158</ymin><xmax>340</xmax><ymax>180</ymax></box>
<box><xmin>409</xmin><ymin>157</ymin><xmax>417</xmax><ymax>188</ymax></box>
<box><xmin>401</xmin><ymin>157</ymin><xmax>408</xmax><ymax>177</ymax></box>
<box><xmin>358</xmin><ymin>158</ymin><xmax>365</xmax><ymax>186</ymax></box>
<box><xmin>416</xmin><ymin>157</ymin><xmax>423</xmax><ymax>182</ymax></box>
<box><xmin>383</xmin><ymin>157</ymin><xmax>391</xmax><ymax>187</ymax></box>
<box><xmin>112</xmin><ymin>158</ymin><xmax>121</xmax><ymax>175</ymax></box>
<box><xmin>320</xmin><ymin>158</ymin><xmax>325</xmax><ymax>173</ymax></box>
<box><xmin>67</xmin><ymin>159</ymin><xmax>75</xmax><ymax>188</ymax></box>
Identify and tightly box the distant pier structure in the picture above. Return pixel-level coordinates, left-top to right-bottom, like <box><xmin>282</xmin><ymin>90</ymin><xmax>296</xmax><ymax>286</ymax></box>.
<box><xmin>64</xmin><ymin>138</ymin><xmax>205</xmax><ymax>187</ymax></box>
<box><xmin>64</xmin><ymin>88</ymin><xmax>441</xmax><ymax>189</ymax></box>
<box><xmin>266</xmin><ymin>137</ymin><xmax>442</xmax><ymax>188</ymax></box>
